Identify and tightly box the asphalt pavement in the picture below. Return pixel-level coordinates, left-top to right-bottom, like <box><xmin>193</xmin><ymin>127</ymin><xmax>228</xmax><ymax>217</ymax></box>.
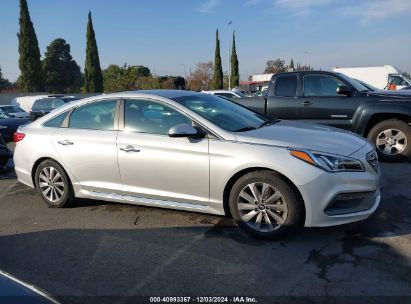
<box><xmin>0</xmin><ymin>160</ymin><xmax>410</xmax><ymax>304</ymax></box>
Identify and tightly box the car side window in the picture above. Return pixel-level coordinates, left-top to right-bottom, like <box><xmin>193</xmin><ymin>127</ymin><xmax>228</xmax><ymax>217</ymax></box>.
<box><xmin>304</xmin><ymin>74</ymin><xmax>345</xmax><ymax>97</ymax></box>
<box><xmin>43</xmin><ymin>111</ymin><xmax>68</xmax><ymax>128</ymax></box>
<box><xmin>124</xmin><ymin>99</ymin><xmax>192</xmax><ymax>135</ymax></box>
<box><xmin>69</xmin><ymin>100</ymin><xmax>117</xmax><ymax>130</ymax></box>
<box><xmin>274</xmin><ymin>76</ymin><xmax>298</xmax><ymax>97</ymax></box>
<box><xmin>389</xmin><ymin>75</ymin><xmax>408</xmax><ymax>86</ymax></box>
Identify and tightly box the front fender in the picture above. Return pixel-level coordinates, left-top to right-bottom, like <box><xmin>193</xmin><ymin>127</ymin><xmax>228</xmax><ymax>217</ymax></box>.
<box><xmin>353</xmin><ymin>102</ymin><xmax>411</xmax><ymax>135</ymax></box>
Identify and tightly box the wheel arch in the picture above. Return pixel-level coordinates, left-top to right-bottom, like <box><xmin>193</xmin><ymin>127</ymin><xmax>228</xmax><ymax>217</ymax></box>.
<box><xmin>362</xmin><ymin>113</ymin><xmax>411</xmax><ymax>137</ymax></box>
<box><xmin>222</xmin><ymin>167</ymin><xmax>306</xmax><ymax>225</ymax></box>
<box><xmin>31</xmin><ymin>157</ymin><xmax>72</xmax><ymax>190</ymax></box>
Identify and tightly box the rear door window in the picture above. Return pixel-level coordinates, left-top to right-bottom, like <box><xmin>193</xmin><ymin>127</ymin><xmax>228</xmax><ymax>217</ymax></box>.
<box><xmin>69</xmin><ymin>100</ymin><xmax>117</xmax><ymax>130</ymax></box>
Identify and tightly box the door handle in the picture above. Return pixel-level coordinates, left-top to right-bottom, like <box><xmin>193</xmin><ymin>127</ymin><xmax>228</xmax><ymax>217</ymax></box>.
<box><xmin>58</xmin><ymin>140</ymin><xmax>74</xmax><ymax>146</ymax></box>
<box><xmin>301</xmin><ymin>101</ymin><xmax>313</xmax><ymax>106</ymax></box>
<box><xmin>120</xmin><ymin>145</ymin><xmax>140</xmax><ymax>153</ymax></box>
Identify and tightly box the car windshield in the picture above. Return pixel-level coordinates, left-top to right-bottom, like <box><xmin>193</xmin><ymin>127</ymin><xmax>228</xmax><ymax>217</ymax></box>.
<box><xmin>0</xmin><ymin>106</ymin><xmax>25</xmax><ymax>113</ymax></box>
<box><xmin>335</xmin><ymin>73</ymin><xmax>370</xmax><ymax>92</ymax></box>
<box><xmin>354</xmin><ymin>79</ymin><xmax>379</xmax><ymax>91</ymax></box>
<box><xmin>173</xmin><ymin>94</ymin><xmax>270</xmax><ymax>132</ymax></box>
<box><xmin>0</xmin><ymin>111</ymin><xmax>12</xmax><ymax>119</ymax></box>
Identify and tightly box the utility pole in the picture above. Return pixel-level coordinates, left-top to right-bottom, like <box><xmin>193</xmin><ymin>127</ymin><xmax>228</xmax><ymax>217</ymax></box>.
<box><xmin>228</xmin><ymin>21</ymin><xmax>232</xmax><ymax>90</ymax></box>
<box><xmin>180</xmin><ymin>63</ymin><xmax>187</xmax><ymax>89</ymax></box>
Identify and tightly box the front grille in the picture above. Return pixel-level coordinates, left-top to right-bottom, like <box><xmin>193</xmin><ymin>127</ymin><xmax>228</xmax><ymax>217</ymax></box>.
<box><xmin>366</xmin><ymin>150</ymin><xmax>379</xmax><ymax>173</ymax></box>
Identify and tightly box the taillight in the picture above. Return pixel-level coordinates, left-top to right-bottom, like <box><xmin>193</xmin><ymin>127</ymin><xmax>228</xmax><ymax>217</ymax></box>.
<box><xmin>13</xmin><ymin>131</ymin><xmax>25</xmax><ymax>143</ymax></box>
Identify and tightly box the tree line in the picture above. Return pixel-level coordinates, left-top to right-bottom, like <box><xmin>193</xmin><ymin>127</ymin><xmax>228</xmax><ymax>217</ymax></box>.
<box><xmin>16</xmin><ymin>0</ymin><xmax>102</xmax><ymax>93</ymax></box>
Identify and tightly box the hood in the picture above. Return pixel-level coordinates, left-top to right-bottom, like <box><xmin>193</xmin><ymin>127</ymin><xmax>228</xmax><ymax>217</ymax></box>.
<box><xmin>234</xmin><ymin>120</ymin><xmax>367</xmax><ymax>156</ymax></box>
<box><xmin>368</xmin><ymin>90</ymin><xmax>411</xmax><ymax>98</ymax></box>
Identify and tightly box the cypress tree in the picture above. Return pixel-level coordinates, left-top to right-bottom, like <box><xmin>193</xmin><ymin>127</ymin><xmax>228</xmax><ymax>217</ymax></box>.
<box><xmin>43</xmin><ymin>38</ymin><xmax>82</xmax><ymax>93</ymax></box>
<box><xmin>84</xmin><ymin>11</ymin><xmax>103</xmax><ymax>93</ymax></box>
<box><xmin>18</xmin><ymin>0</ymin><xmax>43</xmax><ymax>92</ymax></box>
<box><xmin>230</xmin><ymin>31</ymin><xmax>239</xmax><ymax>88</ymax></box>
<box><xmin>290</xmin><ymin>59</ymin><xmax>294</xmax><ymax>70</ymax></box>
<box><xmin>211</xmin><ymin>30</ymin><xmax>223</xmax><ymax>90</ymax></box>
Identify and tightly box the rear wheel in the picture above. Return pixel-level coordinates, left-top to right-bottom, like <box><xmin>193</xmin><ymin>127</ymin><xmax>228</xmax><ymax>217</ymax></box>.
<box><xmin>367</xmin><ymin>119</ymin><xmax>411</xmax><ymax>162</ymax></box>
<box><xmin>229</xmin><ymin>171</ymin><xmax>303</xmax><ymax>240</ymax></box>
<box><xmin>35</xmin><ymin>160</ymin><xmax>74</xmax><ymax>208</ymax></box>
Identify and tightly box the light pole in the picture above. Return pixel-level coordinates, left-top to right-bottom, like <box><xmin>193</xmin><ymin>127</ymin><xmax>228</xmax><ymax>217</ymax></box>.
<box><xmin>228</xmin><ymin>21</ymin><xmax>232</xmax><ymax>90</ymax></box>
<box><xmin>180</xmin><ymin>64</ymin><xmax>187</xmax><ymax>89</ymax></box>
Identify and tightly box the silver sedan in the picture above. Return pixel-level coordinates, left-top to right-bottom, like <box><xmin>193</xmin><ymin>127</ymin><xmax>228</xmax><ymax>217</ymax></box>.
<box><xmin>13</xmin><ymin>90</ymin><xmax>380</xmax><ymax>239</ymax></box>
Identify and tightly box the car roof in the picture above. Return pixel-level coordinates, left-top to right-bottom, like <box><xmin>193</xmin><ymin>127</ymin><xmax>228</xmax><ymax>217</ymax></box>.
<box><xmin>117</xmin><ymin>90</ymin><xmax>201</xmax><ymax>99</ymax></box>
<box><xmin>273</xmin><ymin>70</ymin><xmax>340</xmax><ymax>78</ymax></box>
<box><xmin>203</xmin><ymin>90</ymin><xmax>236</xmax><ymax>94</ymax></box>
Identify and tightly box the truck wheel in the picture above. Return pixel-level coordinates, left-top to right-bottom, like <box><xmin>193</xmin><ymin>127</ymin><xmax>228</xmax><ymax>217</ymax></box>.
<box><xmin>367</xmin><ymin>119</ymin><xmax>411</xmax><ymax>162</ymax></box>
<box><xmin>229</xmin><ymin>171</ymin><xmax>303</xmax><ymax>240</ymax></box>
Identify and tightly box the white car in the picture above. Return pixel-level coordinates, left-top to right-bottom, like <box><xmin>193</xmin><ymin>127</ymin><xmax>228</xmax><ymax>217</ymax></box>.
<box><xmin>0</xmin><ymin>105</ymin><xmax>29</xmax><ymax>118</ymax></box>
<box><xmin>202</xmin><ymin>90</ymin><xmax>247</xmax><ymax>99</ymax></box>
<box><xmin>13</xmin><ymin>90</ymin><xmax>380</xmax><ymax>239</ymax></box>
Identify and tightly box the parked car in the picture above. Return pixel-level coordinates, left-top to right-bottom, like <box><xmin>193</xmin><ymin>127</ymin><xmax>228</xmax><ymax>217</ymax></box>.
<box><xmin>356</xmin><ymin>79</ymin><xmax>411</xmax><ymax>97</ymax></box>
<box><xmin>0</xmin><ymin>270</ymin><xmax>59</xmax><ymax>304</ymax></box>
<box><xmin>202</xmin><ymin>90</ymin><xmax>247</xmax><ymax>99</ymax></box>
<box><xmin>333</xmin><ymin>65</ymin><xmax>411</xmax><ymax>90</ymax></box>
<box><xmin>0</xmin><ymin>127</ymin><xmax>12</xmax><ymax>168</ymax></box>
<box><xmin>0</xmin><ymin>111</ymin><xmax>30</xmax><ymax>142</ymax></box>
<box><xmin>11</xmin><ymin>94</ymin><xmax>75</xmax><ymax>112</ymax></box>
<box><xmin>0</xmin><ymin>105</ymin><xmax>29</xmax><ymax>118</ymax></box>
<box><xmin>11</xmin><ymin>95</ymin><xmax>49</xmax><ymax>112</ymax></box>
<box><xmin>14</xmin><ymin>90</ymin><xmax>380</xmax><ymax>239</ymax></box>
<box><xmin>250</xmin><ymin>90</ymin><xmax>268</xmax><ymax>97</ymax></box>
<box><xmin>61</xmin><ymin>96</ymin><xmax>82</xmax><ymax>103</ymax></box>
<box><xmin>235</xmin><ymin>71</ymin><xmax>411</xmax><ymax>162</ymax></box>
<box><xmin>30</xmin><ymin>98</ymin><xmax>66</xmax><ymax>121</ymax></box>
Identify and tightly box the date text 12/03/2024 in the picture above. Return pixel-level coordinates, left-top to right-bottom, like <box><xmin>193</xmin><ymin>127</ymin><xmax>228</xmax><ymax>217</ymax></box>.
<box><xmin>149</xmin><ymin>297</ymin><xmax>258</xmax><ymax>303</ymax></box>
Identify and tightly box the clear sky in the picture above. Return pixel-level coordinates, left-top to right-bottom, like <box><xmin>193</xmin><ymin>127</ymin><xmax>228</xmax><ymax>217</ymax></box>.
<box><xmin>0</xmin><ymin>0</ymin><xmax>410</xmax><ymax>82</ymax></box>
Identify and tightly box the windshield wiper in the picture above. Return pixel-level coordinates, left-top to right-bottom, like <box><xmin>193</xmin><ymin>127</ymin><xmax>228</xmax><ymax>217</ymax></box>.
<box><xmin>258</xmin><ymin>119</ymin><xmax>280</xmax><ymax>129</ymax></box>
<box><xmin>234</xmin><ymin>126</ymin><xmax>257</xmax><ymax>132</ymax></box>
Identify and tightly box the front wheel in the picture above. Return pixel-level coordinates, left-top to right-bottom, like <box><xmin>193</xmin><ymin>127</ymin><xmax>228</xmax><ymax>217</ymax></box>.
<box><xmin>35</xmin><ymin>160</ymin><xmax>74</xmax><ymax>208</ymax></box>
<box><xmin>229</xmin><ymin>171</ymin><xmax>303</xmax><ymax>240</ymax></box>
<box><xmin>367</xmin><ymin>119</ymin><xmax>411</xmax><ymax>162</ymax></box>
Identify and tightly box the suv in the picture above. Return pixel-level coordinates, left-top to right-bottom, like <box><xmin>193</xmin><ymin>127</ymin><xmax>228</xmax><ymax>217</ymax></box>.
<box><xmin>30</xmin><ymin>98</ymin><xmax>66</xmax><ymax>121</ymax></box>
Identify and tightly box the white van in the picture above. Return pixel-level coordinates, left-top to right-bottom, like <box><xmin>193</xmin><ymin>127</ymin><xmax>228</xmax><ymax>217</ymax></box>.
<box><xmin>333</xmin><ymin>65</ymin><xmax>411</xmax><ymax>90</ymax></box>
<box><xmin>11</xmin><ymin>95</ymin><xmax>49</xmax><ymax>113</ymax></box>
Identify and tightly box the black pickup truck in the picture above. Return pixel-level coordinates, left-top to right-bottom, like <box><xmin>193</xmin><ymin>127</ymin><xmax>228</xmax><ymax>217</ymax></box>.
<box><xmin>236</xmin><ymin>71</ymin><xmax>411</xmax><ymax>162</ymax></box>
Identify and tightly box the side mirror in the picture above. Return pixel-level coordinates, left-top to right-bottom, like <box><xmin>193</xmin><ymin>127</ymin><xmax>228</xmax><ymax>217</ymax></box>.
<box><xmin>336</xmin><ymin>85</ymin><xmax>352</xmax><ymax>96</ymax></box>
<box><xmin>168</xmin><ymin>124</ymin><xmax>206</xmax><ymax>138</ymax></box>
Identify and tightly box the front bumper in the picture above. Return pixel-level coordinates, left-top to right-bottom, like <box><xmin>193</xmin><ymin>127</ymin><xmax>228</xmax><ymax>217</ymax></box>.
<box><xmin>298</xmin><ymin>144</ymin><xmax>380</xmax><ymax>227</ymax></box>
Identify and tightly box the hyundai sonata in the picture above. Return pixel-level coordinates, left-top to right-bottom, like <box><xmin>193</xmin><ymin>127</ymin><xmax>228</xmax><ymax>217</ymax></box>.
<box><xmin>13</xmin><ymin>90</ymin><xmax>380</xmax><ymax>239</ymax></box>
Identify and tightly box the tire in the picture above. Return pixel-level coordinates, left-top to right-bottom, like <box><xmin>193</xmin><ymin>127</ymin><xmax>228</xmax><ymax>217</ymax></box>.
<box><xmin>229</xmin><ymin>171</ymin><xmax>303</xmax><ymax>240</ymax></box>
<box><xmin>34</xmin><ymin>160</ymin><xmax>74</xmax><ymax>208</ymax></box>
<box><xmin>367</xmin><ymin>119</ymin><xmax>411</xmax><ymax>162</ymax></box>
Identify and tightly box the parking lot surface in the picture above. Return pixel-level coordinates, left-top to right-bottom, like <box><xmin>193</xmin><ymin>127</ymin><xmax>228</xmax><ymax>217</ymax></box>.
<box><xmin>0</xmin><ymin>161</ymin><xmax>410</xmax><ymax>304</ymax></box>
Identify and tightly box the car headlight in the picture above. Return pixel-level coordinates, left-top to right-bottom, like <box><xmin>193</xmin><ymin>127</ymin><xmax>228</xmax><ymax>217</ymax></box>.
<box><xmin>289</xmin><ymin>148</ymin><xmax>364</xmax><ymax>172</ymax></box>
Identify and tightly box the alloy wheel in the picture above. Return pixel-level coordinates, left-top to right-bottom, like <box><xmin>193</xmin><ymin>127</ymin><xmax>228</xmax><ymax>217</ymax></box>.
<box><xmin>237</xmin><ymin>182</ymin><xmax>288</xmax><ymax>232</ymax></box>
<box><xmin>376</xmin><ymin>128</ymin><xmax>407</xmax><ymax>156</ymax></box>
<box><xmin>38</xmin><ymin>166</ymin><xmax>65</xmax><ymax>203</ymax></box>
